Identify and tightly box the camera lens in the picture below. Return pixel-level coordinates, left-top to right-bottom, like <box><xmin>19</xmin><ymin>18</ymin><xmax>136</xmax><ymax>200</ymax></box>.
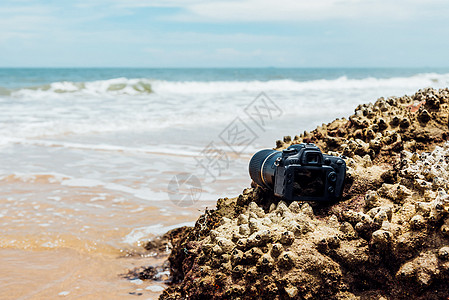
<box><xmin>249</xmin><ymin>149</ymin><xmax>281</xmax><ymax>189</ymax></box>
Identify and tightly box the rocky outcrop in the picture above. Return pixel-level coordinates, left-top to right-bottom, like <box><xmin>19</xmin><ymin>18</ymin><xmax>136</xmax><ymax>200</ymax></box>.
<box><xmin>156</xmin><ymin>88</ymin><xmax>449</xmax><ymax>299</ymax></box>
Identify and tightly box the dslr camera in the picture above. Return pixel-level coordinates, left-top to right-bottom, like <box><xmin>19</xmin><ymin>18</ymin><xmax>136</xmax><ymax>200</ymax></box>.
<box><xmin>249</xmin><ymin>143</ymin><xmax>346</xmax><ymax>202</ymax></box>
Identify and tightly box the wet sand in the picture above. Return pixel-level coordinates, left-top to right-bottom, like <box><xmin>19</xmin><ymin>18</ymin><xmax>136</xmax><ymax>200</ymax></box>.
<box><xmin>0</xmin><ymin>173</ymin><xmax>220</xmax><ymax>299</ymax></box>
<box><xmin>0</xmin><ymin>247</ymin><xmax>172</xmax><ymax>299</ymax></box>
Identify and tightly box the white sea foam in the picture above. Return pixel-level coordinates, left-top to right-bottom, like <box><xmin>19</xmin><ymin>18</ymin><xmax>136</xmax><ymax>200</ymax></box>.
<box><xmin>7</xmin><ymin>73</ymin><xmax>449</xmax><ymax>97</ymax></box>
<box><xmin>58</xmin><ymin>291</ymin><xmax>70</xmax><ymax>296</ymax></box>
<box><xmin>0</xmin><ymin>172</ymin><xmax>71</xmax><ymax>184</ymax></box>
<box><xmin>60</xmin><ymin>178</ymin><xmax>168</xmax><ymax>201</ymax></box>
<box><xmin>151</xmin><ymin>73</ymin><xmax>449</xmax><ymax>94</ymax></box>
<box><xmin>123</xmin><ymin>221</ymin><xmax>195</xmax><ymax>245</ymax></box>
<box><xmin>0</xmin><ymin>171</ymin><xmax>169</xmax><ymax>201</ymax></box>
<box><xmin>1</xmin><ymin>73</ymin><xmax>448</xmax><ymax>141</ymax></box>
<box><xmin>11</xmin><ymin>77</ymin><xmax>153</xmax><ymax>98</ymax></box>
<box><xmin>146</xmin><ymin>285</ymin><xmax>165</xmax><ymax>292</ymax></box>
<box><xmin>5</xmin><ymin>138</ymin><xmax>211</xmax><ymax>157</ymax></box>
<box><xmin>61</xmin><ymin>178</ymin><xmax>104</xmax><ymax>188</ymax></box>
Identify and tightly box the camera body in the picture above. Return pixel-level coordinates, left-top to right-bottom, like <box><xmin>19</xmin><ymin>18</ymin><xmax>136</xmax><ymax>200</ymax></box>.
<box><xmin>249</xmin><ymin>143</ymin><xmax>346</xmax><ymax>202</ymax></box>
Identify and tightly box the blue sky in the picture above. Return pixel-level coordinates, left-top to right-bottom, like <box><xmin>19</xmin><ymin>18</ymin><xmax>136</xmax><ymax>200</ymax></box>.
<box><xmin>0</xmin><ymin>0</ymin><xmax>448</xmax><ymax>67</ymax></box>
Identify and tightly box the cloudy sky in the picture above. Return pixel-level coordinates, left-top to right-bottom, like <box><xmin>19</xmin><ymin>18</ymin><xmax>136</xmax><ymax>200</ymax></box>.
<box><xmin>1</xmin><ymin>0</ymin><xmax>448</xmax><ymax>67</ymax></box>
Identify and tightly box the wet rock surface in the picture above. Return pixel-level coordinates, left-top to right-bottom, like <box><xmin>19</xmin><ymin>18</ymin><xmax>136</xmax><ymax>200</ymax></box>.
<box><xmin>153</xmin><ymin>88</ymin><xmax>449</xmax><ymax>299</ymax></box>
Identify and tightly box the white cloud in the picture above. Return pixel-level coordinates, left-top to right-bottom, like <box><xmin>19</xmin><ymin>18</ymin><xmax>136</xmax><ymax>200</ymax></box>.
<box><xmin>1</xmin><ymin>0</ymin><xmax>447</xmax><ymax>66</ymax></box>
<box><xmin>91</xmin><ymin>0</ymin><xmax>449</xmax><ymax>22</ymax></box>
<box><xmin>3</xmin><ymin>0</ymin><xmax>447</xmax><ymax>30</ymax></box>
<box><xmin>0</xmin><ymin>4</ymin><xmax>58</xmax><ymax>42</ymax></box>
<box><xmin>112</xmin><ymin>0</ymin><xmax>205</xmax><ymax>8</ymax></box>
<box><xmin>179</xmin><ymin>0</ymin><xmax>427</xmax><ymax>22</ymax></box>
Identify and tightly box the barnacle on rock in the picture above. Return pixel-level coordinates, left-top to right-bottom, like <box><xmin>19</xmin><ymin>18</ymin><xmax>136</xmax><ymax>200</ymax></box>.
<box><xmin>270</xmin><ymin>243</ymin><xmax>283</xmax><ymax>258</ymax></box>
<box><xmin>278</xmin><ymin>251</ymin><xmax>297</xmax><ymax>269</ymax></box>
<box><xmin>438</xmin><ymin>246</ymin><xmax>449</xmax><ymax>260</ymax></box>
<box><xmin>410</xmin><ymin>214</ymin><xmax>426</xmax><ymax>230</ymax></box>
<box><xmin>370</xmin><ymin>229</ymin><xmax>392</xmax><ymax>251</ymax></box>
<box><xmin>364</xmin><ymin>190</ymin><xmax>380</xmax><ymax>208</ymax></box>
<box><xmin>279</xmin><ymin>231</ymin><xmax>295</xmax><ymax>245</ymax></box>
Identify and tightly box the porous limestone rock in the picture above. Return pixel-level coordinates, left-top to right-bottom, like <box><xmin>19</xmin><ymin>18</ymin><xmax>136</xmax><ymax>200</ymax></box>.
<box><xmin>155</xmin><ymin>88</ymin><xmax>449</xmax><ymax>300</ymax></box>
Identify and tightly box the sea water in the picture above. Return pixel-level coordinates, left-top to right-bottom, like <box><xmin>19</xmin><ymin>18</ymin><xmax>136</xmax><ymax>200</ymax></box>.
<box><xmin>1</xmin><ymin>68</ymin><xmax>448</xmax><ymax>298</ymax></box>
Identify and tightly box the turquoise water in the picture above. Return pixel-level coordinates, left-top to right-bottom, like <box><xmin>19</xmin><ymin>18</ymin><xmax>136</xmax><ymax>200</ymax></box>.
<box><xmin>1</xmin><ymin>67</ymin><xmax>449</xmax><ymax>89</ymax></box>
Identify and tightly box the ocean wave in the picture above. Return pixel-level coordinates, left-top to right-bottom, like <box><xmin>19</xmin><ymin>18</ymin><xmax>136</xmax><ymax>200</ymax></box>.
<box><xmin>1</xmin><ymin>72</ymin><xmax>448</xmax><ymax>140</ymax></box>
<box><xmin>122</xmin><ymin>222</ymin><xmax>196</xmax><ymax>246</ymax></box>
<box><xmin>0</xmin><ymin>138</ymin><xmax>257</xmax><ymax>156</ymax></box>
<box><xmin>0</xmin><ymin>86</ymin><xmax>10</xmax><ymax>96</ymax></box>
<box><xmin>0</xmin><ymin>172</ymin><xmax>70</xmax><ymax>184</ymax></box>
<box><xmin>4</xmin><ymin>72</ymin><xmax>449</xmax><ymax>98</ymax></box>
<box><xmin>10</xmin><ymin>77</ymin><xmax>153</xmax><ymax>98</ymax></box>
<box><xmin>0</xmin><ymin>171</ymin><xmax>165</xmax><ymax>200</ymax></box>
<box><xmin>5</xmin><ymin>138</ymin><xmax>204</xmax><ymax>156</ymax></box>
<box><xmin>151</xmin><ymin>73</ymin><xmax>449</xmax><ymax>94</ymax></box>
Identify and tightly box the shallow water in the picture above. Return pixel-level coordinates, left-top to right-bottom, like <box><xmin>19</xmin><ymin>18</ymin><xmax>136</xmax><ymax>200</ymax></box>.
<box><xmin>1</xmin><ymin>68</ymin><xmax>449</xmax><ymax>298</ymax></box>
<box><xmin>0</xmin><ymin>248</ymin><xmax>167</xmax><ymax>299</ymax></box>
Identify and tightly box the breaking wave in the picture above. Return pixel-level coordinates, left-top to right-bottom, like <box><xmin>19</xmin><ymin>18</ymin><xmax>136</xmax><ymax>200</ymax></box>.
<box><xmin>150</xmin><ymin>73</ymin><xmax>449</xmax><ymax>94</ymax></box>
<box><xmin>3</xmin><ymin>72</ymin><xmax>449</xmax><ymax>98</ymax></box>
<box><xmin>1</xmin><ymin>72</ymin><xmax>448</xmax><ymax>141</ymax></box>
<box><xmin>10</xmin><ymin>77</ymin><xmax>153</xmax><ymax>98</ymax></box>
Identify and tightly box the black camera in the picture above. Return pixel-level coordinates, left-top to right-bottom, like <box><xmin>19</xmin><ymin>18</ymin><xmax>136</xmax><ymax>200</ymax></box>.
<box><xmin>249</xmin><ymin>143</ymin><xmax>346</xmax><ymax>202</ymax></box>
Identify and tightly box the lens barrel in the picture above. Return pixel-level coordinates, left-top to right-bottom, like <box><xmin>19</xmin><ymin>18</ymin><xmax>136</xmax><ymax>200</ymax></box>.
<box><xmin>248</xmin><ymin>149</ymin><xmax>281</xmax><ymax>189</ymax></box>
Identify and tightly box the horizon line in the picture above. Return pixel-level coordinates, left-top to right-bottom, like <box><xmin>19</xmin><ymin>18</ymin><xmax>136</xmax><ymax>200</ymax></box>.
<box><xmin>1</xmin><ymin>66</ymin><xmax>448</xmax><ymax>69</ymax></box>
